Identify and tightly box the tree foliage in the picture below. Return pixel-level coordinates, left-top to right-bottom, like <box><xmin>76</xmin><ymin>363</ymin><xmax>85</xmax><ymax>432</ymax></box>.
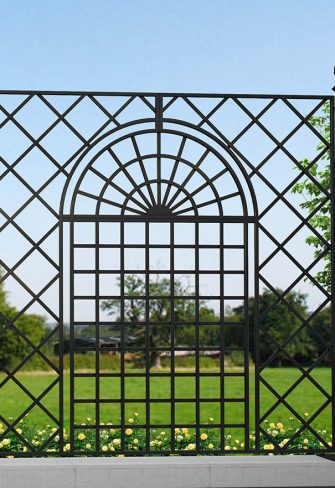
<box><xmin>101</xmin><ymin>275</ymin><xmax>331</xmax><ymax>367</ymax></box>
<box><xmin>292</xmin><ymin>101</ymin><xmax>331</xmax><ymax>291</ymax></box>
<box><xmin>0</xmin><ymin>272</ymin><xmax>47</xmax><ymax>367</ymax></box>
<box><xmin>101</xmin><ymin>275</ymin><xmax>218</xmax><ymax>367</ymax></box>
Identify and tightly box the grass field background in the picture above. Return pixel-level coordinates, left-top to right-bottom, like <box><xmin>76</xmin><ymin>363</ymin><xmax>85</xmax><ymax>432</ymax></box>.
<box><xmin>0</xmin><ymin>368</ymin><xmax>331</xmax><ymax>435</ymax></box>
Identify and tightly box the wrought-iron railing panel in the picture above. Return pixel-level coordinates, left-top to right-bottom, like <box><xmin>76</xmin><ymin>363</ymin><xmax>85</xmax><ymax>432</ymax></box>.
<box><xmin>0</xmin><ymin>91</ymin><xmax>333</xmax><ymax>455</ymax></box>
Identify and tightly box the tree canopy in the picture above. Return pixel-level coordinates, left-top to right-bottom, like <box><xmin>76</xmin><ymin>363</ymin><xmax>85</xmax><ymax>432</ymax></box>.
<box><xmin>0</xmin><ymin>271</ymin><xmax>48</xmax><ymax>368</ymax></box>
<box><xmin>292</xmin><ymin>101</ymin><xmax>331</xmax><ymax>291</ymax></box>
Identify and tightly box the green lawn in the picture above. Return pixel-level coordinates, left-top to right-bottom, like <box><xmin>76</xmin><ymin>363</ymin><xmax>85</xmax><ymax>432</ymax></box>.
<box><xmin>0</xmin><ymin>368</ymin><xmax>332</xmax><ymax>434</ymax></box>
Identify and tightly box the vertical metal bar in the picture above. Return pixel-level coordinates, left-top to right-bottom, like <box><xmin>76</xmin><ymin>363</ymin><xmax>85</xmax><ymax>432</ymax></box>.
<box><xmin>95</xmin><ymin>220</ymin><xmax>100</xmax><ymax>451</ymax></box>
<box><xmin>58</xmin><ymin>220</ymin><xmax>64</xmax><ymax>455</ymax></box>
<box><xmin>195</xmin><ymin>222</ymin><xmax>200</xmax><ymax>450</ymax></box>
<box><xmin>155</xmin><ymin>94</ymin><xmax>163</xmax><ymax>131</ymax></box>
<box><xmin>244</xmin><ymin>222</ymin><xmax>250</xmax><ymax>450</ymax></box>
<box><xmin>254</xmin><ymin>219</ymin><xmax>260</xmax><ymax>452</ymax></box>
<box><xmin>69</xmin><ymin>219</ymin><xmax>75</xmax><ymax>452</ymax></box>
<box><xmin>330</xmin><ymin>95</ymin><xmax>335</xmax><ymax>446</ymax></box>
<box><xmin>157</xmin><ymin>131</ymin><xmax>162</xmax><ymax>206</ymax></box>
<box><xmin>145</xmin><ymin>221</ymin><xmax>151</xmax><ymax>450</ymax></box>
<box><xmin>120</xmin><ymin>221</ymin><xmax>125</xmax><ymax>452</ymax></box>
<box><xmin>170</xmin><ymin>222</ymin><xmax>176</xmax><ymax>452</ymax></box>
<box><xmin>219</xmin><ymin>221</ymin><xmax>225</xmax><ymax>451</ymax></box>
<box><xmin>156</xmin><ymin>95</ymin><xmax>163</xmax><ymax>206</ymax></box>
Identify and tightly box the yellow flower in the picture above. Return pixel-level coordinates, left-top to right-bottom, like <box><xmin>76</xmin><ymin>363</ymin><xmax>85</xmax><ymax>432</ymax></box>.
<box><xmin>187</xmin><ymin>443</ymin><xmax>196</xmax><ymax>450</ymax></box>
<box><xmin>303</xmin><ymin>438</ymin><xmax>309</xmax><ymax>445</ymax></box>
<box><xmin>65</xmin><ymin>443</ymin><xmax>71</xmax><ymax>451</ymax></box>
<box><xmin>157</xmin><ymin>440</ymin><xmax>162</xmax><ymax>446</ymax></box>
<box><xmin>264</xmin><ymin>444</ymin><xmax>274</xmax><ymax>450</ymax></box>
<box><xmin>175</xmin><ymin>428</ymin><xmax>180</xmax><ymax>434</ymax></box>
<box><xmin>2</xmin><ymin>439</ymin><xmax>10</xmax><ymax>446</ymax></box>
<box><xmin>77</xmin><ymin>433</ymin><xmax>86</xmax><ymax>441</ymax></box>
<box><xmin>102</xmin><ymin>445</ymin><xmax>108</xmax><ymax>452</ymax></box>
<box><xmin>185</xmin><ymin>433</ymin><xmax>190</xmax><ymax>440</ymax></box>
<box><xmin>133</xmin><ymin>439</ymin><xmax>139</xmax><ymax>445</ymax></box>
<box><xmin>15</xmin><ymin>428</ymin><xmax>22</xmax><ymax>435</ymax></box>
<box><xmin>181</xmin><ymin>428</ymin><xmax>188</xmax><ymax>434</ymax></box>
<box><xmin>160</xmin><ymin>431</ymin><xmax>166</xmax><ymax>436</ymax></box>
<box><xmin>118</xmin><ymin>454</ymin><xmax>125</xmax><ymax>457</ymax></box>
<box><xmin>280</xmin><ymin>429</ymin><xmax>285</xmax><ymax>434</ymax></box>
<box><xmin>208</xmin><ymin>443</ymin><xmax>214</xmax><ymax>449</ymax></box>
<box><xmin>200</xmin><ymin>433</ymin><xmax>208</xmax><ymax>441</ymax></box>
<box><xmin>110</xmin><ymin>429</ymin><xmax>115</xmax><ymax>434</ymax></box>
<box><xmin>128</xmin><ymin>418</ymin><xmax>134</xmax><ymax>424</ymax></box>
<box><xmin>85</xmin><ymin>443</ymin><xmax>91</xmax><ymax>449</ymax></box>
<box><xmin>113</xmin><ymin>438</ymin><xmax>121</xmax><ymax>446</ymax></box>
<box><xmin>304</xmin><ymin>412</ymin><xmax>309</xmax><ymax>417</ymax></box>
<box><xmin>125</xmin><ymin>428</ymin><xmax>133</xmax><ymax>436</ymax></box>
<box><xmin>176</xmin><ymin>435</ymin><xmax>183</xmax><ymax>442</ymax></box>
<box><xmin>134</xmin><ymin>413</ymin><xmax>139</xmax><ymax>417</ymax></box>
<box><xmin>224</xmin><ymin>445</ymin><xmax>230</xmax><ymax>450</ymax></box>
<box><xmin>208</xmin><ymin>417</ymin><xmax>214</xmax><ymax>422</ymax></box>
<box><xmin>51</xmin><ymin>427</ymin><xmax>57</xmax><ymax>433</ymax></box>
<box><xmin>63</xmin><ymin>433</ymin><xmax>68</xmax><ymax>440</ymax></box>
<box><xmin>269</xmin><ymin>423</ymin><xmax>275</xmax><ymax>429</ymax></box>
<box><xmin>277</xmin><ymin>423</ymin><xmax>283</xmax><ymax>430</ymax></box>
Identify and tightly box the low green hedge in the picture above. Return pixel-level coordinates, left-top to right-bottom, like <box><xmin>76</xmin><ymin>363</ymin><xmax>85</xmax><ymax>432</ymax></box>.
<box><xmin>0</xmin><ymin>413</ymin><xmax>332</xmax><ymax>455</ymax></box>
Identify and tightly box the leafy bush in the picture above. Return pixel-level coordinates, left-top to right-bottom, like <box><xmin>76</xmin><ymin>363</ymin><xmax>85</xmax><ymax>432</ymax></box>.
<box><xmin>0</xmin><ymin>413</ymin><xmax>331</xmax><ymax>456</ymax></box>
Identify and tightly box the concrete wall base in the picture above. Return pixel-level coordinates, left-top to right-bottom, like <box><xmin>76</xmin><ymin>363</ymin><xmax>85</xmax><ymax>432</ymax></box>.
<box><xmin>0</xmin><ymin>455</ymin><xmax>334</xmax><ymax>488</ymax></box>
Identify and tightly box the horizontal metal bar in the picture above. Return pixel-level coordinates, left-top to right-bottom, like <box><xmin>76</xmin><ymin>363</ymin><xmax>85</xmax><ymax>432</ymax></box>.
<box><xmin>74</xmin><ymin>295</ymin><xmax>239</xmax><ymax>301</ymax></box>
<box><xmin>73</xmin><ymin>320</ymin><xmax>244</xmax><ymax>326</ymax></box>
<box><xmin>73</xmin><ymin>423</ymin><xmax>245</xmax><ymax>429</ymax></box>
<box><xmin>64</xmin><ymin>214</ymin><xmax>255</xmax><ymax>223</ymax></box>
<box><xmin>73</xmin><ymin>270</ymin><xmax>245</xmax><ymax>277</ymax></box>
<box><xmin>0</xmin><ymin>447</ymin><xmax>331</xmax><ymax>457</ymax></box>
<box><xmin>74</xmin><ymin>398</ymin><xmax>245</xmax><ymax>403</ymax></box>
<box><xmin>73</xmin><ymin>346</ymin><xmax>245</xmax><ymax>352</ymax></box>
<box><xmin>0</xmin><ymin>89</ymin><xmax>331</xmax><ymax>99</ymax></box>
<box><xmin>73</xmin><ymin>244</ymin><xmax>245</xmax><ymax>249</ymax></box>
<box><xmin>74</xmin><ymin>371</ymin><xmax>245</xmax><ymax>377</ymax></box>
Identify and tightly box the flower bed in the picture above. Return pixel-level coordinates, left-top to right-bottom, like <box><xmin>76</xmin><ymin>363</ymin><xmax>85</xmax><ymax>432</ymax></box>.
<box><xmin>0</xmin><ymin>412</ymin><xmax>332</xmax><ymax>456</ymax></box>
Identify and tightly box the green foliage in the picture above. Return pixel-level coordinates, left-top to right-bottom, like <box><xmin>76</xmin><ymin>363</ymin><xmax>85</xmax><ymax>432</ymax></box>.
<box><xmin>292</xmin><ymin>100</ymin><xmax>331</xmax><ymax>291</ymax></box>
<box><xmin>101</xmin><ymin>275</ymin><xmax>219</xmax><ymax>367</ymax></box>
<box><xmin>0</xmin><ymin>271</ymin><xmax>48</xmax><ymax>367</ymax></box>
<box><xmin>230</xmin><ymin>288</ymin><xmax>319</xmax><ymax>366</ymax></box>
<box><xmin>0</xmin><ymin>413</ymin><xmax>331</xmax><ymax>454</ymax></box>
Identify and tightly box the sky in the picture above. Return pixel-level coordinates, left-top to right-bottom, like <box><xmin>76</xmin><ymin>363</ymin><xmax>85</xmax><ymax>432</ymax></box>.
<box><xmin>0</xmin><ymin>0</ymin><xmax>333</xmax><ymax>322</ymax></box>
<box><xmin>0</xmin><ymin>0</ymin><xmax>334</xmax><ymax>95</ymax></box>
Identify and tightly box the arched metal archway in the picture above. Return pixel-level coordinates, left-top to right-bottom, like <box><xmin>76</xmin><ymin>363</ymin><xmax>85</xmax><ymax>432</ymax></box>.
<box><xmin>64</xmin><ymin>126</ymin><xmax>255</xmax><ymax>454</ymax></box>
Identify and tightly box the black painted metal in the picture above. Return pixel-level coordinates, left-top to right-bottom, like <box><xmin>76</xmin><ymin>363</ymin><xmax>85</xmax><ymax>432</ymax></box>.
<box><xmin>0</xmin><ymin>91</ymin><xmax>333</xmax><ymax>456</ymax></box>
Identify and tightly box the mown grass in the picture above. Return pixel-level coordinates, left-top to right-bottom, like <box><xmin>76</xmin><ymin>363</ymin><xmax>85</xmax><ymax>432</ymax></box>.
<box><xmin>0</xmin><ymin>368</ymin><xmax>332</xmax><ymax>433</ymax></box>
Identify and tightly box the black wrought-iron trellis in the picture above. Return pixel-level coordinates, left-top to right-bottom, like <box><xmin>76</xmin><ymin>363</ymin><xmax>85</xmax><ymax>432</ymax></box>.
<box><xmin>0</xmin><ymin>90</ymin><xmax>333</xmax><ymax>456</ymax></box>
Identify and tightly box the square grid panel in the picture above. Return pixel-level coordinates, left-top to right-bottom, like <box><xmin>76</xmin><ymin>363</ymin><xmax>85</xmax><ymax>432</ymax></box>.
<box><xmin>71</xmin><ymin>218</ymin><xmax>248</xmax><ymax>454</ymax></box>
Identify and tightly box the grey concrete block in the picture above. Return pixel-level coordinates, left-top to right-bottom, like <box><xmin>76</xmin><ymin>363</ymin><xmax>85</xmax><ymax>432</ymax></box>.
<box><xmin>0</xmin><ymin>455</ymin><xmax>334</xmax><ymax>488</ymax></box>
